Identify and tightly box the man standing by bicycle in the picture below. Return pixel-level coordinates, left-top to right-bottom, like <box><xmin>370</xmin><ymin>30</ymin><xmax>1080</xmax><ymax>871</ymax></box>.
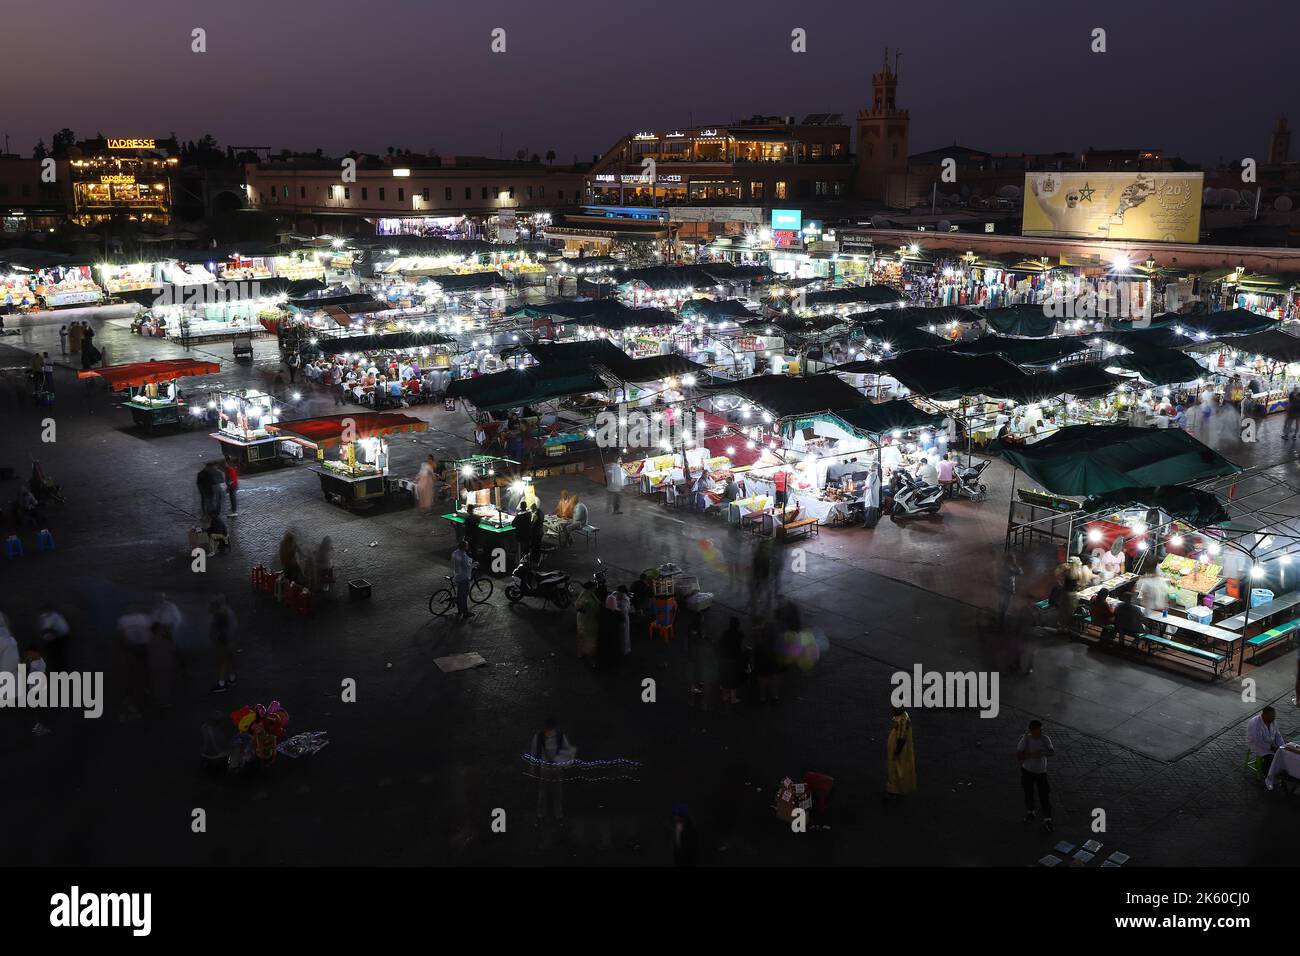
<box><xmin>452</xmin><ymin>539</ymin><xmax>475</xmax><ymax>621</ymax></box>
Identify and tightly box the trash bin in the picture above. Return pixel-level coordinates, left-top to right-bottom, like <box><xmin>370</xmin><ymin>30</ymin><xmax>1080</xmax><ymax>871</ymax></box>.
<box><xmin>1251</xmin><ymin>588</ymin><xmax>1275</xmax><ymax>609</ymax></box>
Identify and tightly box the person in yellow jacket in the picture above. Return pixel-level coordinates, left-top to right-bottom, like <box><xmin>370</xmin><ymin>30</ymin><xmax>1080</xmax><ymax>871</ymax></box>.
<box><xmin>885</xmin><ymin>707</ymin><xmax>917</xmax><ymax>796</ymax></box>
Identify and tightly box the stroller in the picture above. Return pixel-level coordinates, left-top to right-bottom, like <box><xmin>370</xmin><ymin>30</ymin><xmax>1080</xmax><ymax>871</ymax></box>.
<box><xmin>950</xmin><ymin>459</ymin><xmax>990</xmax><ymax>502</ymax></box>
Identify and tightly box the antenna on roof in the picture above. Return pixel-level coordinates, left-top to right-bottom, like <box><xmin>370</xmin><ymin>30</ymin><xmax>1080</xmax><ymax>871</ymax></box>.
<box><xmin>895</xmin><ymin>48</ymin><xmax>901</xmax><ymax>79</ymax></box>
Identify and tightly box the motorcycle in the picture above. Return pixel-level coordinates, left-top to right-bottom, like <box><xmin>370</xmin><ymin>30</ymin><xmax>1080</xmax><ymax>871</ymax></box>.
<box><xmin>950</xmin><ymin>458</ymin><xmax>990</xmax><ymax>502</ymax></box>
<box><xmin>505</xmin><ymin>558</ymin><xmax>575</xmax><ymax>609</ymax></box>
<box><xmin>891</xmin><ymin>472</ymin><xmax>944</xmax><ymax>520</ymax></box>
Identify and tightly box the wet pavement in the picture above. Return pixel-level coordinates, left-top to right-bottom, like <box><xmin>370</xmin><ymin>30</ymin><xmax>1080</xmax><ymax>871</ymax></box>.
<box><xmin>3</xmin><ymin>309</ymin><xmax>1300</xmax><ymax>866</ymax></box>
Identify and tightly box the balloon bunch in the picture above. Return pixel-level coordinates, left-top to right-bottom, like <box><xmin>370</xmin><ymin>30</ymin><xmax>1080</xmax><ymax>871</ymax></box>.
<box><xmin>230</xmin><ymin>700</ymin><xmax>291</xmax><ymax>766</ymax></box>
<box><xmin>779</xmin><ymin>628</ymin><xmax>829</xmax><ymax>671</ymax></box>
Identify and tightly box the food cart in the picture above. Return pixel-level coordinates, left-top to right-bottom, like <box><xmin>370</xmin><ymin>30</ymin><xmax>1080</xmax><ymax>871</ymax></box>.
<box><xmin>210</xmin><ymin>389</ymin><xmax>288</xmax><ymax>469</ymax></box>
<box><xmin>440</xmin><ymin>454</ymin><xmax>530</xmax><ymax>538</ymax></box>
<box><xmin>77</xmin><ymin>359</ymin><xmax>221</xmax><ymax>432</ymax></box>
<box><xmin>270</xmin><ymin>412</ymin><xmax>429</xmax><ymax>510</ymax></box>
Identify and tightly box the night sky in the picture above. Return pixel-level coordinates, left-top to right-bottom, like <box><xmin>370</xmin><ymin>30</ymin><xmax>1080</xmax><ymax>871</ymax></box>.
<box><xmin>9</xmin><ymin>0</ymin><xmax>1297</xmax><ymax>166</ymax></box>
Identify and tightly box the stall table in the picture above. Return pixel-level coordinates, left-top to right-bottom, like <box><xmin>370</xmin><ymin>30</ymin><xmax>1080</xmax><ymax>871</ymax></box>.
<box><xmin>123</xmin><ymin>396</ymin><xmax>188</xmax><ymax>432</ymax></box>
<box><xmin>1219</xmin><ymin>592</ymin><xmax>1300</xmax><ymax>631</ymax></box>
<box><xmin>317</xmin><ymin>462</ymin><xmax>386</xmax><ymax>507</ymax></box>
<box><xmin>1143</xmin><ymin>608</ymin><xmax>1243</xmax><ymax>672</ymax></box>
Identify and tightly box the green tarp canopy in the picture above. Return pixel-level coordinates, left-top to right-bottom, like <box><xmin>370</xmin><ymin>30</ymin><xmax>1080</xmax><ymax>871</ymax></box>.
<box><xmin>1081</xmin><ymin>485</ymin><xmax>1230</xmax><ymax>526</ymax></box>
<box><xmin>948</xmin><ymin>335</ymin><xmax>1087</xmax><ymax>367</ymax></box>
<box><xmin>679</xmin><ymin>297</ymin><xmax>759</xmax><ymax>321</ymax></box>
<box><xmin>526</xmin><ymin>339</ymin><xmax>635</xmax><ymax>371</ymax></box>
<box><xmin>1202</xmin><ymin>329</ymin><xmax>1300</xmax><ymax>364</ymax></box>
<box><xmin>858</xmin><ymin>321</ymin><xmax>947</xmax><ymax>351</ymax></box>
<box><xmin>506</xmin><ymin>299</ymin><xmax>678</xmax><ymax>329</ymax></box>
<box><xmin>996</xmin><ymin>425</ymin><xmax>1240</xmax><ymax>495</ymax></box>
<box><xmin>1111</xmin><ymin>345</ymin><xmax>1206</xmax><ymax>386</ymax></box>
<box><xmin>877</xmin><ymin>348</ymin><xmax>1029</xmax><ymax>401</ymax></box>
<box><xmin>316</xmin><ymin>330</ymin><xmax>457</xmax><ymax>355</ymax></box>
<box><xmin>446</xmin><ymin>365</ymin><xmax>611</xmax><ymax>411</ymax></box>
<box><xmin>845</xmin><ymin>305</ymin><xmax>982</xmax><ymax>329</ymax></box>
<box><xmin>1097</xmin><ymin>328</ymin><xmax>1214</xmax><ymax>351</ymax></box>
<box><xmin>828</xmin><ymin>400</ymin><xmax>946</xmax><ymax>437</ymax></box>
<box><xmin>982</xmin><ymin>363</ymin><xmax>1126</xmax><ymax>403</ymax></box>
<box><xmin>982</xmin><ymin>306</ymin><xmax>1058</xmax><ymax>338</ymax></box>
<box><xmin>433</xmin><ymin>271</ymin><xmax>508</xmax><ymax>291</ymax></box>
<box><xmin>616</xmin><ymin>354</ymin><xmax>707</xmax><ymax>383</ymax></box>
<box><xmin>1112</xmin><ymin>308</ymin><xmax>1279</xmax><ymax>336</ymax></box>
<box><xmin>801</xmin><ymin>285</ymin><xmax>905</xmax><ymax>308</ymax></box>
<box><xmin>700</xmin><ymin>373</ymin><xmax>870</xmax><ymax>419</ymax></box>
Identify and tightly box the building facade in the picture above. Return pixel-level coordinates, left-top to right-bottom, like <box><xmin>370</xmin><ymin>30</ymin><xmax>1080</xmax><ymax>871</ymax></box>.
<box><xmin>68</xmin><ymin>138</ymin><xmax>177</xmax><ymax>226</ymax></box>
<box><xmin>585</xmin><ymin>116</ymin><xmax>854</xmax><ymax>209</ymax></box>
<box><xmin>854</xmin><ymin>52</ymin><xmax>910</xmax><ymax>201</ymax></box>
<box><xmin>243</xmin><ymin>157</ymin><xmax>585</xmax><ymax>236</ymax></box>
<box><xmin>0</xmin><ymin>157</ymin><xmax>69</xmax><ymax>233</ymax></box>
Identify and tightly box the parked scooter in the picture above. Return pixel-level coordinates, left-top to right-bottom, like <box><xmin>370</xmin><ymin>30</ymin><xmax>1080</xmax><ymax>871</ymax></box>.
<box><xmin>951</xmin><ymin>458</ymin><xmax>990</xmax><ymax>502</ymax></box>
<box><xmin>890</xmin><ymin>472</ymin><xmax>944</xmax><ymax>520</ymax></box>
<box><xmin>506</xmin><ymin>558</ymin><xmax>575</xmax><ymax>608</ymax></box>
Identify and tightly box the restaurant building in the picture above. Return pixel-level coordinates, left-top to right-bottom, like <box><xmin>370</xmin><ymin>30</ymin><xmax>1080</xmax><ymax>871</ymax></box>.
<box><xmin>243</xmin><ymin>156</ymin><xmax>585</xmax><ymax>239</ymax></box>
<box><xmin>68</xmin><ymin>138</ymin><xmax>178</xmax><ymax>226</ymax></box>
<box><xmin>585</xmin><ymin>115</ymin><xmax>854</xmax><ymax>212</ymax></box>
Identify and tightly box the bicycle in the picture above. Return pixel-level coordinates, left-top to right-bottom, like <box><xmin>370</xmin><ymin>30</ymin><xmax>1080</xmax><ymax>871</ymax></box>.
<box><xmin>428</xmin><ymin>568</ymin><xmax>494</xmax><ymax>616</ymax></box>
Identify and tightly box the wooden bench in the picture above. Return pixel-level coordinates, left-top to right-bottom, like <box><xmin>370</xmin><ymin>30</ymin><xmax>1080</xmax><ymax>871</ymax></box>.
<box><xmin>1139</xmin><ymin>632</ymin><xmax>1227</xmax><ymax>678</ymax></box>
<box><xmin>1246</xmin><ymin>618</ymin><xmax>1300</xmax><ymax>663</ymax></box>
<box><xmin>777</xmin><ymin>517</ymin><xmax>819</xmax><ymax>542</ymax></box>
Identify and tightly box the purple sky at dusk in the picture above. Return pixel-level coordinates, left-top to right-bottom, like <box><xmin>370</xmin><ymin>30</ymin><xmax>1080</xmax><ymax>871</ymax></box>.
<box><xmin>6</xmin><ymin>0</ymin><xmax>1297</xmax><ymax>166</ymax></box>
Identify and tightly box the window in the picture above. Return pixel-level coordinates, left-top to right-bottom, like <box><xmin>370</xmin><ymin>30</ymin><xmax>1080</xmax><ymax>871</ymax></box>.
<box><xmin>282</xmin><ymin>185</ymin><xmax>289</xmax><ymax>198</ymax></box>
<box><xmin>481</xmin><ymin>187</ymin><xmax>488</xmax><ymax>199</ymax></box>
<box><xmin>422</xmin><ymin>187</ymin><xmax>430</xmax><ymax>201</ymax></box>
<box><xmin>397</xmin><ymin>187</ymin><xmax>404</xmax><ymax>202</ymax></box>
<box><xmin>527</xmin><ymin>186</ymin><xmax>533</xmax><ymax>199</ymax></box>
<box><xmin>539</xmin><ymin>186</ymin><xmax>545</xmax><ymax>198</ymax></box>
<box><xmin>774</xmin><ymin>181</ymin><xmax>788</xmax><ymax>200</ymax></box>
<box><xmin>465</xmin><ymin>187</ymin><xmax>472</xmax><ymax>200</ymax></box>
<box><xmin>558</xmin><ymin>189</ymin><xmax>564</xmax><ymax>200</ymax></box>
<box><xmin>444</xmin><ymin>187</ymin><xmax>452</xmax><ymax>201</ymax></box>
<box><xmin>750</xmin><ymin>181</ymin><xmax>764</xmax><ymax>200</ymax></box>
<box><xmin>810</xmin><ymin>144</ymin><xmax>823</xmax><ymax>161</ymax></box>
<box><xmin>831</xmin><ymin>143</ymin><xmax>844</xmax><ymax>157</ymax></box>
<box><xmin>361</xmin><ymin>188</ymin><xmax>368</xmax><ymax>200</ymax></box>
<box><xmin>344</xmin><ymin>187</ymin><xmax>351</xmax><ymax>199</ymax></box>
<box><xmin>300</xmin><ymin>186</ymin><xmax>306</xmax><ymax>199</ymax></box>
<box><xmin>891</xmin><ymin>142</ymin><xmax>899</xmax><ymax>159</ymax></box>
<box><xmin>814</xmin><ymin>181</ymin><xmax>828</xmax><ymax>197</ymax></box>
<box><xmin>508</xmin><ymin>186</ymin><xmax>515</xmax><ymax>199</ymax></box>
<box><xmin>832</xmin><ymin>181</ymin><xmax>843</xmax><ymax>197</ymax></box>
<box><xmin>378</xmin><ymin>187</ymin><xmax>385</xmax><ymax>201</ymax></box>
<box><xmin>797</xmin><ymin>179</ymin><xmax>812</xmax><ymax>198</ymax></box>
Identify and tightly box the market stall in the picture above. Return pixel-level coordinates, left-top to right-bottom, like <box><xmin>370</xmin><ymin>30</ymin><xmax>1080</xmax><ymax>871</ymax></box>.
<box><xmin>440</xmin><ymin>455</ymin><xmax>531</xmax><ymax>540</ymax></box>
<box><xmin>210</xmin><ymin>389</ymin><xmax>289</xmax><ymax>469</ymax></box>
<box><xmin>76</xmin><ymin>358</ymin><xmax>221</xmax><ymax>432</ymax></box>
<box><xmin>270</xmin><ymin>412</ymin><xmax>429</xmax><ymax>510</ymax></box>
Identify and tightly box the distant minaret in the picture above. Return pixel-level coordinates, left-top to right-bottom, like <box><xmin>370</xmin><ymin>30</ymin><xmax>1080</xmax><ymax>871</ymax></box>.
<box><xmin>1269</xmin><ymin>116</ymin><xmax>1291</xmax><ymax>165</ymax></box>
<box><xmin>854</xmin><ymin>47</ymin><xmax>910</xmax><ymax>200</ymax></box>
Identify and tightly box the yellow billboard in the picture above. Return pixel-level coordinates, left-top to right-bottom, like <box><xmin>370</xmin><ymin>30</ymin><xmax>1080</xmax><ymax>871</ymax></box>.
<box><xmin>1022</xmin><ymin>171</ymin><xmax>1203</xmax><ymax>243</ymax></box>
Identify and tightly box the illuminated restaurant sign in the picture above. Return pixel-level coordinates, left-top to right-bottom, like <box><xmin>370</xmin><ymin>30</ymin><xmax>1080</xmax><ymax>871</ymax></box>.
<box><xmin>100</xmin><ymin>174</ymin><xmax>137</xmax><ymax>185</ymax></box>
<box><xmin>107</xmin><ymin>138</ymin><xmax>156</xmax><ymax>149</ymax></box>
<box><xmin>633</xmin><ymin>132</ymin><xmax>657</xmax><ymax>141</ymax></box>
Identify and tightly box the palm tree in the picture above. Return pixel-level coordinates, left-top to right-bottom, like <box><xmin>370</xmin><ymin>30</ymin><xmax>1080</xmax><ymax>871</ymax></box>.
<box><xmin>545</xmin><ymin>150</ymin><xmax>556</xmax><ymax>164</ymax></box>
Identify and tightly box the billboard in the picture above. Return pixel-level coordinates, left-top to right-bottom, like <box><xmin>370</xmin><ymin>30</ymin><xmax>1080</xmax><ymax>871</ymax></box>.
<box><xmin>771</xmin><ymin>208</ymin><xmax>802</xmax><ymax>231</ymax></box>
<box><xmin>1022</xmin><ymin>171</ymin><xmax>1203</xmax><ymax>243</ymax></box>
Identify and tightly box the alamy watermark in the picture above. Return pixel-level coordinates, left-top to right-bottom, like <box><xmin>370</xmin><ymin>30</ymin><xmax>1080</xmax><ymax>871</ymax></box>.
<box><xmin>151</xmin><ymin>281</ymin><xmax>264</xmax><ymax>309</ymax></box>
<box><xmin>890</xmin><ymin>664</ymin><xmax>1000</xmax><ymax>718</ymax></box>
<box><xmin>594</xmin><ymin>406</ymin><xmax>707</xmax><ymax>451</ymax></box>
<box><xmin>0</xmin><ymin>666</ymin><xmax>104</xmax><ymax>718</ymax></box>
<box><xmin>1042</xmin><ymin>280</ymin><xmax>1151</xmax><ymax>325</ymax></box>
